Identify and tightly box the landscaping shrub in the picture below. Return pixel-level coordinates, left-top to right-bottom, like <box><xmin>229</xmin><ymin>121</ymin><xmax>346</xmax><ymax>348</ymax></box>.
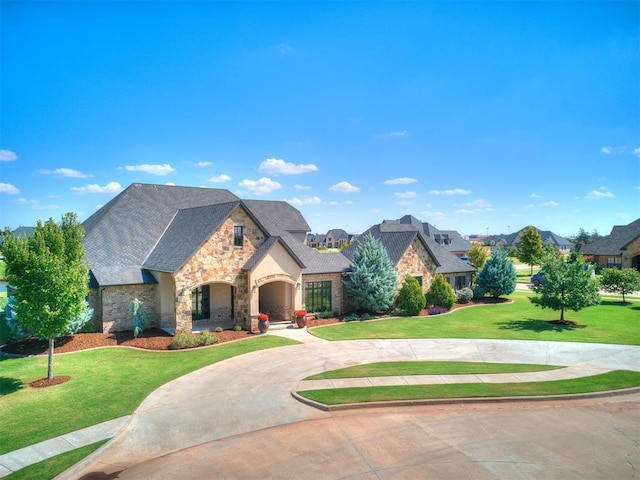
<box><xmin>170</xmin><ymin>331</ymin><xmax>218</xmax><ymax>350</ymax></box>
<box><xmin>427</xmin><ymin>305</ymin><xmax>448</xmax><ymax>315</ymax></box>
<box><xmin>342</xmin><ymin>313</ymin><xmax>360</xmax><ymax>322</ymax></box>
<box><xmin>214</xmin><ymin>326</ymin><xmax>223</xmax><ymax>333</ymax></box>
<box><xmin>472</xmin><ymin>285</ymin><xmax>485</xmax><ymax>300</ymax></box>
<box><xmin>396</xmin><ymin>276</ymin><xmax>426</xmax><ymax>315</ymax></box>
<box><xmin>233</xmin><ymin>324</ymin><xmax>243</xmax><ymax>331</ymax></box>
<box><xmin>425</xmin><ymin>274</ymin><xmax>455</xmax><ymax>310</ymax></box>
<box><xmin>455</xmin><ymin>287</ymin><xmax>473</xmax><ymax>304</ymax></box>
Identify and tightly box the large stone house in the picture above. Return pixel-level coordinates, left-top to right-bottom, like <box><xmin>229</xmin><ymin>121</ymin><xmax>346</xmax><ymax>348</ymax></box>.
<box><xmin>579</xmin><ymin>218</ymin><xmax>640</xmax><ymax>271</ymax></box>
<box><xmin>485</xmin><ymin>226</ymin><xmax>572</xmax><ymax>251</ymax></box>
<box><xmin>83</xmin><ymin>183</ymin><xmax>474</xmax><ymax>334</ymax></box>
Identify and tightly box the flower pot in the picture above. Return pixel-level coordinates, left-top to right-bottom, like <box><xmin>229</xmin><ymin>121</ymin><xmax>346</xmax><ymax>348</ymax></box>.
<box><xmin>295</xmin><ymin>315</ymin><xmax>306</xmax><ymax>328</ymax></box>
<box><xmin>258</xmin><ymin>319</ymin><xmax>269</xmax><ymax>333</ymax></box>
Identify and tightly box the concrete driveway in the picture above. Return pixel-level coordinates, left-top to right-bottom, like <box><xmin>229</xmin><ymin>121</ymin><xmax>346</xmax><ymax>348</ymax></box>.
<box><xmin>62</xmin><ymin>331</ymin><xmax>640</xmax><ymax>479</ymax></box>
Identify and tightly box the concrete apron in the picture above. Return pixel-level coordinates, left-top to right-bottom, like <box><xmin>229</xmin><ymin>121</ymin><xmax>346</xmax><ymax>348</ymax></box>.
<box><xmin>60</xmin><ymin>338</ymin><xmax>640</xmax><ymax>478</ymax></box>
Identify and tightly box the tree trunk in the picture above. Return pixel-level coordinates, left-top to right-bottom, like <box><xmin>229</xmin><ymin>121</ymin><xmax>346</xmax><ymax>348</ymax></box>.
<box><xmin>560</xmin><ymin>307</ymin><xmax>565</xmax><ymax>322</ymax></box>
<box><xmin>48</xmin><ymin>336</ymin><xmax>54</xmax><ymax>380</ymax></box>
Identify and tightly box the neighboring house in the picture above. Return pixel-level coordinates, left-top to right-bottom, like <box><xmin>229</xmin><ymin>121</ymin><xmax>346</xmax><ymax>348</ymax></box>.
<box><xmin>306</xmin><ymin>229</ymin><xmax>354</xmax><ymax>249</ymax></box>
<box><xmin>306</xmin><ymin>233</ymin><xmax>326</xmax><ymax>248</ymax></box>
<box><xmin>395</xmin><ymin>215</ymin><xmax>471</xmax><ymax>257</ymax></box>
<box><xmin>82</xmin><ymin>183</ymin><xmax>478</xmax><ymax>334</ymax></box>
<box><xmin>342</xmin><ymin>217</ymin><xmax>475</xmax><ymax>293</ymax></box>
<box><xmin>579</xmin><ymin>218</ymin><xmax>640</xmax><ymax>271</ymax></box>
<box><xmin>485</xmin><ymin>227</ymin><xmax>572</xmax><ymax>251</ymax></box>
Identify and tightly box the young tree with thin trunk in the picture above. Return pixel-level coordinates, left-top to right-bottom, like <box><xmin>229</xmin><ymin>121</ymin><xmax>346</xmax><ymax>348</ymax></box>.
<box><xmin>530</xmin><ymin>256</ymin><xmax>600</xmax><ymax>323</ymax></box>
<box><xmin>468</xmin><ymin>243</ymin><xmax>489</xmax><ymax>271</ymax></box>
<box><xmin>599</xmin><ymin>268</ymin><xmax>640</xmax><ymax>303</ymax></box>
<box><xmin>2</xmin><ymin>213</ymin><xmax>88</xmax><ymax>380</ymax></box>
<box><xmin>518</xmin><ymin>226</ymin><xmax>544</xmax><ymax>274</ymax></box>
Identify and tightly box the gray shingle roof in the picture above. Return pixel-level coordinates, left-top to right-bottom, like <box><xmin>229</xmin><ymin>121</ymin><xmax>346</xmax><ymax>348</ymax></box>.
<box><xmin>83</xmin><ymin>183</ymin><xmax>239</xmax><ymax>286</ymax></box>
<box><xmin>241</xmin><ymin>199</ymin><xmax>310</xmax><ymax>237</ymax></box>
<box><xmin>580</xmin><ymin>218</ymin><xmax>640</xmax><ymax>255</ymax></box>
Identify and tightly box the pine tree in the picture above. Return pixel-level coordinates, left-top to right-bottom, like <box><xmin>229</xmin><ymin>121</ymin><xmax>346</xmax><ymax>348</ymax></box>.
<box><xmin>2</xmin><ymin>213</ymin><xmax>88</xmax><ymax>380</ymax></box>
<box><xmin>396</xmin><ymin>276</ymin><xmax>426</xmax><ymax>315</ymax></box>
<box><xmin>345</xmin><ymin>233</ymin><xmax>397</xmax><ymax>313</ymax></box>
<box><xmin>476</xmin><ymin>247</ymin><xmax>517</xmax><ymax>298</ymax></box>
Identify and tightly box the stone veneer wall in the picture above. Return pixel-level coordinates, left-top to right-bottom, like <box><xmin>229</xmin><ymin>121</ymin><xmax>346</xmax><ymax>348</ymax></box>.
<box><xmin>173</xmin><ymin>207</ymin><xmax>264</xmax><ymax>332</ymax></box>
<box><xmin>302</xmin><ymin>272</ymin><xmax>345</xmax><ymax>315</ymax></box>
<box><xmin>395</xmin><ymin>237</ymin><xmax>438</xmax><ymax>293</ymax></box>
<box><xmin>100</xmin><ymin>284</ymin><xmax>159</xmax><ymax>333</ymax></box>
<box><xmin>622</xmin><ymin>236</ymin><xmax>640</xmax><ymax>269</ymax></box>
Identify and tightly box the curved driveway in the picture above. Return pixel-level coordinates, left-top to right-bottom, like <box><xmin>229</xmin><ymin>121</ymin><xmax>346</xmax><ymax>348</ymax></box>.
<box><xmin>63</xmin><ymin>330</ymin><xmax>640</xmax><ymax>479</ymax></box>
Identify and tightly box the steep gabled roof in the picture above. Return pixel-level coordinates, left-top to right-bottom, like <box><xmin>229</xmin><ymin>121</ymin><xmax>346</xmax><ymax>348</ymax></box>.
<box><xmin>143</xmin><ymin>202</ymin><xmax>241</xmax><ymax>273</ymax></box>
<box><xmin>83</xmin><ymin>183</ymin><xmax>240</xmax><ymax>286</ymax></box>
<box><xmin>580</xmin><ymin>218</ymin><xmax>640</xmax><ymax>255</ymax></box>
<box><xmin>241</xmin><ymin>199</ymin><xmax>310</xmax><ymax>236</ymax></box>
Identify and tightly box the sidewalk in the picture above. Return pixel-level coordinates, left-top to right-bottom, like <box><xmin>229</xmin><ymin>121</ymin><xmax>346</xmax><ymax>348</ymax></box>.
<box><xmin>2</xmin><ymin>328</ymin><xmax>639</xmax><ymax>478</ymax></box>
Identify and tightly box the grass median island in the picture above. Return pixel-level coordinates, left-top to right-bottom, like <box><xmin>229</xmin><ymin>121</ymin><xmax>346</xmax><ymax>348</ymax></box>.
<box><xmin>309</xmin><ymin>292</ymin><xmax>640</xmax><ymax>345</ymax></box>
<box><xmin>305</xmin><ymin>361</ymin><xmax>562</xmax><ymax>380</ymax></box>
<box><xmin>0</xmin><ymin>335</ymin><xmax>298</xmax><ymax>455</ymax></box>
<box><xmin>298</xmin><ymin>370</ymin><xmax>640</xmax><ymax>405</ymax></box>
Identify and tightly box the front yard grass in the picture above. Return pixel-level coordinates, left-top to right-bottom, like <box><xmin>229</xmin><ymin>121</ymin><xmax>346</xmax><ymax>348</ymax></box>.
<box><xmin>310</xmin><ymin>292</ymin><xmax>640</xmax><ymax>345</ymax></box>
<box><xmin>0</xmin><ymin>335</ymin><xmax>298</xmax><ymax>455</ymax></box>
<box><xmin>298</xmin><ymin>370</ymin><xmax>640</xmax><ymax>405</ymax></box>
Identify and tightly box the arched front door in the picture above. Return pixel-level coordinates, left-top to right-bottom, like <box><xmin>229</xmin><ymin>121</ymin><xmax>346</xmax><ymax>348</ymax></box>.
<box><xmin>257</xmin><ymin>280</ymin><xmax>295</xmax><ymax>322</ymax></box>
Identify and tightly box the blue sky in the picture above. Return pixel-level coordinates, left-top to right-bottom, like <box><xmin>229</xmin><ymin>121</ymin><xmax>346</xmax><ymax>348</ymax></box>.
<box><xmin>1</xmin><ymin>1</ymin><xmax>638</xmax><ymax>238</ymax></box>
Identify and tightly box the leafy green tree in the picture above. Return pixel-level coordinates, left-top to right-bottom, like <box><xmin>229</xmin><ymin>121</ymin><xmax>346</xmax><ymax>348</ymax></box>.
<box><xmin>468</xmin><ymin>243</ymin><xmax>489</xmax><ymax>272</ymax></box>
<box><xmin>2</xmin><ymin>213</ymin><xmax>88</xmax><ymax>379</ymax></box>
<box><xmin>599</xmin><ymin>268</ymin><xmax>640</xmax><ymax>303</ymax></box>
<box><xmin>476</xmin><ymin>247</ymin><xmax>517</xmax><ymax>298</ymax></box>
<box><xmin>396</xmin><ymin>276</ymin><xmax>426</xmax><ymax>315</ymax></box>
<box><xmin>345</xmin><ymin>233</ymin><xmax>397</xmax><ymax>313</ymax></box>
<box><xmin>518</xmin><ymin>226</ymin><xmax>544</xmax><ymax>274</ymax></box>
<box><xmin>530</xmin><ymin>256</ymin><xmax>600</xmax><ymax>322</ymax></box>
<box><xmin>425</xmin><ymin>274</ymin><xmax>456</xmax><ymax>310</ymax></box>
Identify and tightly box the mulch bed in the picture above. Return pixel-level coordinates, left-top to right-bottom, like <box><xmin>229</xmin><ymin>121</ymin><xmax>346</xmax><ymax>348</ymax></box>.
<box><xmin>1</xmin><ymin>298</ymin><xmax>509</xmax><ymax>357</ymax></box>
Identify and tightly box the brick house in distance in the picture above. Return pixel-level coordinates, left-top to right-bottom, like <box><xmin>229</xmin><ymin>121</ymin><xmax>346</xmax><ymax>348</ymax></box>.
<box><xmin>83</xmin><ymin>183</ymin><xmax>474</xmax><ymax>334</ymax></box>
<box><xmin>579</xmin><ymin>218</ymin><xmax>640</xmax><ymax>271</ymax></box>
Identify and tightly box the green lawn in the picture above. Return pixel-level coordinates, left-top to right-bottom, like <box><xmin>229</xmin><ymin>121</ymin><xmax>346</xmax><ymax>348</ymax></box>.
<box><xmin>305</xmin><ymin>361</ymin><xmax>561</xmax><ymax>380</ymax></box>
<box><xmin>310</xmin><ymin>292</ymin><xmax>640</xmax><ymax>345</ymax></box>
<box><xmin>298</xmin><ymin>370</ymin><xmax>640</xmax><ymax>405</ymax></box>
<box><xmin>0</xmin><ymin>335</ymin><xmax>298</xmax><ymax>455</ymax></box>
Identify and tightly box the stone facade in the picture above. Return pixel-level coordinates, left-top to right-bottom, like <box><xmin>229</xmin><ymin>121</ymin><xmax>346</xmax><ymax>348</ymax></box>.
<box><xmin>394</xmin><ymin>237</ymin><xmax>438</xmax><ymax>293</ymax></box>
<box><xmin>622</xmin><ymin>236</ymin><xmax>640</xmax><ymax>270</ymax></box>
<box><xmin>93</xmin><ymin>284</ymin><xmax>159</xmax><ymax>333</ymax></box>
<box><xmin>302</xmin><ymin>272</ymin><xmax>345</xmax><ymax>315</ymax></box>
<box><xmin>173</xmin><ymin>207</ymin><xmax>264</xmax><ymax>332</ymax></box>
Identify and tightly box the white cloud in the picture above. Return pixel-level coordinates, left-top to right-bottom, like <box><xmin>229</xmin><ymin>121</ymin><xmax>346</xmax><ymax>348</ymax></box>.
<box><xmin>429</xmin><ymin>188</ymin><xmax>471</xmax><ymax>196</ymax></box>
<box><xmin>524</xmin><ymin>204</ymin><xmax>536</xmax><ymax>209</ymax></box>
<box><xmin>421</xmin><ymin>210</ymin><xmax>445</xmax><ymax>218</ymax></box>
<box><xmin>0</xmin><ymin>149</ymin><xmax>17</xmax><ymax>161</ymax></box>
<box><xmin>586</xmin><ymin>189</ymin><xmax>614</xmax><ymax>199</ymax></box>
<box><xmin>328</xmin><ymin>200</ymin><xmax>354</xmax><ymax>206</ymax></box>
<box><xmin>165</xmin><ymin>182</ymin><xmax>176</xmax><ymax>186</ymax></box>
<box><xmin>384</xmin><ymin>177</ymin><xmax>417</xmax><ymax>185</ymax></box>
<box><xmin>329</xmin><ymin>181</ymin><xmax>360</xmax><ymax>193</ymax></box>
<box><xmin>238</xmin><ymin>177</ymin><xmax>282</xmax><ymax>195</ymax></box>
<box><xmin>0</xmin><ymin>183</ymin><xmax>19</xmax><ymax>194</ymax></box>
<box><xmin>279</xmin><ymin>44</ymin><xmax>293</xmax><ymax>54</ymax></box>
<box><xmin>258</xmin><ymin>158</ymin><xmax>318</xmax><ymax>175</ymax></box>
<box><xmin>72</xmin><ymin>182</ymin><xmax>124</xmax><ymax>195</ymax></box>
<box><xmin>455</xmin><ymin>209</ymin><xmax>476</xmax><ymax>215</ymax></box>
<box><xmin>294</xmin><ymin>184</ymin><xmax>311</xmax><ymax>190</ymax></box>
<box><xmin>389</xmin><ymin>130</ymin><xmax>407</xmax><ymax>137</ymax></box>
<box><xmin>461</xmin><ymin>199</ymin><xmax>492</xmax><ymax>208</ymax></box>
<box><xmin>14</xmin><ymin>198</ymin><xmax>60</xmax><ymax>210</ymax></box>
<box><xmin>286</xmin><ymin>195</ymin><xmax>322</xmax><ymax>206</ymax></box>
<box><xmin>529</xmin><ymin>193</ymin><xmax>541</xmax><ymax>198</ymax></box>
<box><xmin>395</xmin><ymin>191</ymin><xmax>419</xmax><ymax>199</ymax></box>
<box><xmin>601</xmin><ymin>146</ymin><xmax>626</xmax><ymax>155</ymax></box>
<box><xmin>395</xmin><ymin>200</ymin><xmax>413</xmax><ymax>206</ymax></box>
<box><xmin>633</xmin><ymin>148</ymin><xmax>640</xmax><ymax>158</ymax></box>
<box><xmin>207</xmin><ymin>174</ymin><xmax>231</xmax><ymax>183</ymax></box>
<box><xmin>541</xmin><ymin>200</ymin><xmax>559</xmax><ymax>207</ymax></box>
<box><xmin>195</xmin><ymin>161</ymin><xmax>212</xmax><ymax>167</ymax></box>
<box><xmin>37</xmin><ymin>168</ymin><xmax>93</xmax><ymax>178</ymax></box>
<box><xmin>120</xmin><ymin>163</ymin><xmax>176</xmax><ymax>176</ymax></box>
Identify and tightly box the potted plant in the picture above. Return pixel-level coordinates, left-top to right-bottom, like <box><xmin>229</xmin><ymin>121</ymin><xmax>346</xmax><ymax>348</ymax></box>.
<box><xmin>257</xmin><ymin>313</ymin><xmax>269</xmax><ymax>333</ymax></box>
<box><xmin>294</xmin><ymin>309</ymin><xmax>307</xmax><ymax>328</ymax></box>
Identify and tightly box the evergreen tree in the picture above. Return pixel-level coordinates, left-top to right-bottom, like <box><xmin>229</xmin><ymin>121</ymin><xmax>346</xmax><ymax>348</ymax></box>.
<box><xmin>425</xmin><ymin>274</ymin><xmax>456</xmax><ymax>310</ymax></box>
<box><xmin>396</xmin><ymin>276</ymin><xmax>426</xmax><ymax>315</ymax></box>
<box><xmin>476</xmin><ymin>247</ymin><xmax>517</xmax><ymax>298</ymax></box>
<box><xmin>518</xmin><ymin>226</ymin><xmax>544</xmax><ymax>274</ymax></box>
<box><xmin>530</xmin><ymin>256</ymin><xmax>600</xmax><ymax>322</ymax></box>
<box><xmin>345</xmin><ymin>233</ymin><xmax>397</xmax><ymax>313</ymax></box>
<box><xmin>599</xmin><ymin>268</ymin><xmax>640</xmax><ymax>303</ymax></box>
<box><xmin>2</xmin><ymin>213</ymin><xmax>88</xmax><ymax>380</ymax></box>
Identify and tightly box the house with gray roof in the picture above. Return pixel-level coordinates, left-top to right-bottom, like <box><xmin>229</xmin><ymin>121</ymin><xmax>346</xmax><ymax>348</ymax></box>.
<box><xmin>342</xmin><ymin>217</ymin><xmax>475</xmax><ymax>292</ymax></box>
<box><xmin>396</xmin><ymin>215</ymin><xmax>472</xmax><ymax>257</ymax></box>
<box><xmin>485</xmin><ymin>226</ymin><xmax>572</xmax><ymax>251</ymax></box>
<box><xmin>83</xmin><ymin>183</ymin><xmax>476</xmax><ymax>334</ymax></box>
<box><xmin>579</xmin><ymin>218</ymin><xmax>640</xmax><ymax>271</ymax></box>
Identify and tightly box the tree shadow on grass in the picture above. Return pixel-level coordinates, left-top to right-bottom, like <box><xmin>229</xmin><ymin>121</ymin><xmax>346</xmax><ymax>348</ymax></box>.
<box><xmin>0</xmin><ymin>376</ymin><xmax>24</xmax><ymax>395</ymax></box>
<box><xmin>495</xmin><ymin>318</ymin><xmax>587</xmax><ymax>333</ymax></box>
